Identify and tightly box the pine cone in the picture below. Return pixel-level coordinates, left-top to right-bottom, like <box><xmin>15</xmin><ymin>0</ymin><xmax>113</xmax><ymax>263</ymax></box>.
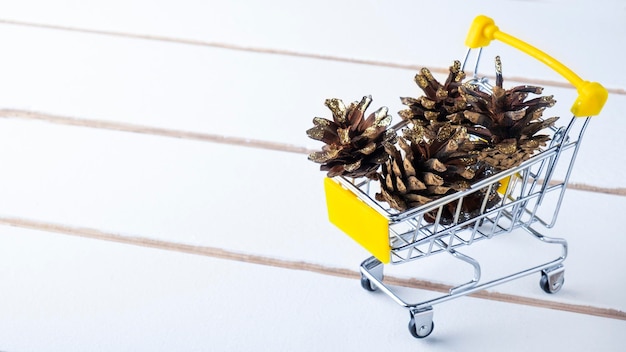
<box><xmin>307</xmin><ymin>96</ymin><xmax>396</xmax><ymax>178</ymax></box>
<box><xmin>461</xmin><ymin>56</ymin><xmax>559</xmax><ymax>170</ymax></box>
<box><xmin>375</xmin><ymin>123</ymin><xmax>498</xmax><ymax>224</ymax></box>
<box><xmin>399</xmin><ymin>61</ymin><xmax>469</xmax><ymax>126</ymax></box>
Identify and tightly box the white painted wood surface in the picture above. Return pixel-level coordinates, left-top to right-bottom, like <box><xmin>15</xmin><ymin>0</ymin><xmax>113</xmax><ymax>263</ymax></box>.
<box><xmin>0</xmin><ymin>1</ymin><xmax>624</xmax><ymax>350</ymax></box>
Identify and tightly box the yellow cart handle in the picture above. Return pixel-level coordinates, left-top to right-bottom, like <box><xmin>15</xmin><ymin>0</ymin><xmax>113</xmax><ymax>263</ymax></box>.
<box><xmin>465</xmin><ymin>15</ymin><xmax>608</xmax><ymax>117</ymax></box>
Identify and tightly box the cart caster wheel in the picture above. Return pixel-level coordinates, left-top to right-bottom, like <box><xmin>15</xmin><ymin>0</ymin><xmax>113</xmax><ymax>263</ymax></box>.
<box><xmin>360</xmin><ymin>275</ymin><xmax>377</xmax><ymax>292</ymax></box>
<box><xmin>540</xmin><ymin>268</ymin><xmax>564</xmax><ymax>294</ymax></box>
<box><xmin>408</xmin><ymin>318</ymin><xmax>434</xmax><ymax>339</ymax></box>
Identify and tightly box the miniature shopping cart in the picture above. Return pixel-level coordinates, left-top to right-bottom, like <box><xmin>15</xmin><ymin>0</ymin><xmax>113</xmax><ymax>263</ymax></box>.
<box><xmin>323</xmin><ymin>15</ymin><xmax>607</xmax><ymax>338</ymax></box>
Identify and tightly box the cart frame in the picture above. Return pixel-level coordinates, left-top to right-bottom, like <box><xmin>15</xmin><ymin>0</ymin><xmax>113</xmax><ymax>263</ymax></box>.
<box><xmin>322</xmin><ymin>15</ymin><xmax>607</xmax><ymax>338</ymax></box>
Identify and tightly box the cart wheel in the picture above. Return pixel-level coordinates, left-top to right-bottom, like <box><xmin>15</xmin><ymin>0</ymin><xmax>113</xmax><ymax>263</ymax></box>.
<box><xmin>408</xmin><ymin>317</ymin><xmax>434</xmax><ymax>339</ymax></box>
<box><xmin>360</xmin><ymin>275</ymin><xmax>377</xmax><ymax>292</ymax></box>
<box><xmin>540</xmin><ymin>271</ymin><xmax>564</xmax><ymax>294</ymax></box>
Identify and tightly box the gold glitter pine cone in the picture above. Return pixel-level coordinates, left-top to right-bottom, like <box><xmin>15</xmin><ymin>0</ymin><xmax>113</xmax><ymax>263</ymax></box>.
<box><xmin>461</xmin><ymin>56</ymin><xmax>560</xmax><ymax>171</ymax></box>
<box><xmin>399</xmin><ymin>60</ymin><xmax>470</xmax><ymax>126</ymax></box>
<box><xmin>307</xmin><ymin>95</ymin><xmax>396</xmax><ymax>178</ymax></box>
<box><xmin>375</xmin><ymin>123</ymin><xmax>499</xmax><ymax>224</ymax></box>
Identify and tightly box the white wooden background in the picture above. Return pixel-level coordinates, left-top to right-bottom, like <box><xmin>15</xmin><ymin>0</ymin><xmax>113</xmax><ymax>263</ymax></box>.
<box><xmin>0</xmin><ymin>0</ymin><xmax>624</xmax><ymax>350</ymax></box>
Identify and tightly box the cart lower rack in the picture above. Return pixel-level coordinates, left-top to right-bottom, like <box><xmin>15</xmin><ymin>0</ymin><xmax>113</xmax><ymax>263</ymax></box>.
<box><xmin>323</xmin><ymin>15</ymin><xmax>607</xmax><ymax>339</ymax></box>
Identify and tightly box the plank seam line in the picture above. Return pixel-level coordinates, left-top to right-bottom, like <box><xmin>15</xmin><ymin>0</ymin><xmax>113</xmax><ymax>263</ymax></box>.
<box><xmin>0</xmin><ymin>108</ymin><xmax>313</xmax><ymax>155</ymax></box>
<box><xmin>0</xmin><ymin>18</ymin><xmax>623</xmax><ymax>95</ymax></box>
<box><xmin>1</xmin><ymin>108</ymin><xmax>625</xmax><ymax>198</ymax></box>
<box><xmin>1</xmin><ymin>215</ymin><xmax>624</xmax><ymax>321</ymax></box>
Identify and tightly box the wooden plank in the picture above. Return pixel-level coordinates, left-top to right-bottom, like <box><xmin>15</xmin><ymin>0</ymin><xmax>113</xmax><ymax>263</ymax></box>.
<box><xmin>2</xmin><ymin>225</ymin><xmax>626</xmax><ymax>351</ymax></box>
